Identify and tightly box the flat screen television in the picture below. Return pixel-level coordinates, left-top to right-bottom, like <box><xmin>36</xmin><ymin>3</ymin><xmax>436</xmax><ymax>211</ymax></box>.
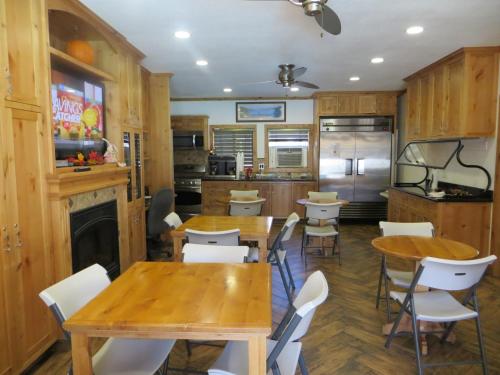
<box><xmin>51</xmin><ymin>69</ymin><xmax>106</xmax><ymax>166</ymax></box>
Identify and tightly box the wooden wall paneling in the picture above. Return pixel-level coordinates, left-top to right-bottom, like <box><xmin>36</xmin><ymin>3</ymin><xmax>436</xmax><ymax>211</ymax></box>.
<box><xmin>149</xmin><ymin>74</ymin><xmax>174</xmax><ymax>194</ymax></box>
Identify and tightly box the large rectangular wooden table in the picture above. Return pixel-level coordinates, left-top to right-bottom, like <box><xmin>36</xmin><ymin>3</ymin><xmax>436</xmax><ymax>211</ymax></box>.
<box><xmin>171</xmin><ymin>215</ymin><xmax>274</xmax><ymax>263</ymax></box>
<box><xmin>63</xmin><ymin>262</ymin><xmax>272</xmax><ymax>375</ymax></box>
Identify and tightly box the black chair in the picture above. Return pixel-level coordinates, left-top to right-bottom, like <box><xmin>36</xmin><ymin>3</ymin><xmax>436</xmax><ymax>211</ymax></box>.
<box><xmin>146</xmin><ymin>188</ymin><xmax>174</xmax><ymax>259</ymax></box>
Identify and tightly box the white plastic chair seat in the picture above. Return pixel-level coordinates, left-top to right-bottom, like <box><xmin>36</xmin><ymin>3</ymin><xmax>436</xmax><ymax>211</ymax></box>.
<box><xmin>248</xmin><ymin>247</ymin><xmax>286</xmax><ymax>264</ymax></box>
<box><xmin>93</xmin><ymin>338</ymin><xmax>175</xmax><ymax>375</ymax></box>
<box><xmin>208</xmin><ymin>339</ymin><xmax>302</xmax><ymax>375</ymax></box>
<box><xmin>386</xmin><ymin>269</ymin><xmax>413</xmax><ymax>288</ymax></box>
<box><xmin>390</xmin><ymin>290</ymin><xmax>478</xmax><ymax>322</ymax></box>
<box><xmin>304</xmin><ymin>225</ymin><xmax>338</xmax><ymax>237</ymax></box>
<box><xmin>307</xmin><ymin>218</ymin><xmax>337</xmax><ymax>226</ymax></box>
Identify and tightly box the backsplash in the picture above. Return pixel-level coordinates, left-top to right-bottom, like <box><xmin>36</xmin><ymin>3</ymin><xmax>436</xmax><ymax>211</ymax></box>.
<box><xmin>174</xmin><ymin>149</ymin><xmax>209</xmax><ymax>166</ymax></box>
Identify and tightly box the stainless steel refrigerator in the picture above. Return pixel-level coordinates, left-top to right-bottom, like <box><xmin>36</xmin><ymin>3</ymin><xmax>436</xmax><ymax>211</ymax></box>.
<box><xmin>319</xmin><ymin>117</ymin><xmax>392</xmax><ymax>219</ymax></box>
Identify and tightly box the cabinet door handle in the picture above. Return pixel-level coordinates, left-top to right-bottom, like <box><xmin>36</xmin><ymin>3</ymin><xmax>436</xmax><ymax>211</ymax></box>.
<box><xmin>2</xmin><ymin>226</ymin><xmax>11</xmax><ymax>252</ymax></box>
<box><xmin>13</xmin><ymin>224</ymin><xmax>22</xmax><ymax>248</ymax></box>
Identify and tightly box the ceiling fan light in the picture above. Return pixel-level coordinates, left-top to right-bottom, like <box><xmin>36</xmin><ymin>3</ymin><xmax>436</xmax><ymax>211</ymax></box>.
<box><xmin>290</xmin><ymin>87</ymin><xmax>300</xmax><ymax>92</ymax></box>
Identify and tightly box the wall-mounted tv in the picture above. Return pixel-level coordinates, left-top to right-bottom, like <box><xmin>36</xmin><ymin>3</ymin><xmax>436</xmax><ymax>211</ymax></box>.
<box><xmin>51</xmin><ymin>69</ymin><xmax>106</xmax><ymax>166</ymax></box>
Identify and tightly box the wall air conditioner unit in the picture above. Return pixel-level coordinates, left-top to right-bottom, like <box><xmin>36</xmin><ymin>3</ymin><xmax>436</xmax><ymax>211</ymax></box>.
<box><xmin>269</xmin><ymin>146</ymin><xmax>307</xmax><ymax>168</ymax></box>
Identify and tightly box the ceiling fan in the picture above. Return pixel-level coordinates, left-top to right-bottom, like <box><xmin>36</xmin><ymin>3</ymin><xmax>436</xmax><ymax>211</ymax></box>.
<box><xmin>251</xmin><ymin>64</ymin><xmax>320</xmax><ymax>90</ymax></box>
<box><xmin>247</xmin><ymin>0</ymin><xmax>341</xmax><ymax>36</ymax></box>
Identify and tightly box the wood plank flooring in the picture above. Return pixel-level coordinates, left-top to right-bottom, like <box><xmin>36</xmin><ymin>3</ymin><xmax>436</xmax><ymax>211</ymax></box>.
<box><xmin>29</xmin><ymin>222</ymin><xmax>500</xmax><ymax>374</ymax></box>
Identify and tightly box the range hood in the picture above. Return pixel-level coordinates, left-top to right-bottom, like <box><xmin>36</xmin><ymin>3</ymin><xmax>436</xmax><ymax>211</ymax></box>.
<box><xmin>396</xmin><ymin>140</ymin><xmax>460</xmax><ymax>169</ymax></box>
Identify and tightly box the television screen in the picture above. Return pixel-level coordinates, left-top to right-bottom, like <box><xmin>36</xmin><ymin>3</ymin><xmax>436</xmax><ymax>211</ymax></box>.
<box><xmin>51</xmin><ymin>69</ymin><xmax>106</xmax><ymax>165</ymax></box>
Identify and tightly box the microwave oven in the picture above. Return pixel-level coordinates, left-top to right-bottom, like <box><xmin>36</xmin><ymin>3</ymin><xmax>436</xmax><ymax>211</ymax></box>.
<box><xmin>173</xmin><ymin>130</ymin><xmax>204</xmax><ymax>150</ymax></box>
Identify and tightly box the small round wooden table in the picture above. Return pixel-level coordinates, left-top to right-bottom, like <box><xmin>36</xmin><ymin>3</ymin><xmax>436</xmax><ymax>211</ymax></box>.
<box><xmin>371</xmin><ymin>235</ymin><xmax>478</xmax><ymax>354</ymax></box>
<box><xmin>296</xmin><ymin>198</ymin><xmax>350</xmax><ymax>206</ymax></box>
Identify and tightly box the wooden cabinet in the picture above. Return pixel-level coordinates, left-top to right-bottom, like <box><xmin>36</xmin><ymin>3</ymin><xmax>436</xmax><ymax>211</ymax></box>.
<box><xmin>202</xmin><ymin>180</ymin><xmax>317</xmax><ymax>218</ymax></box>
<box><xmin>314</xmin><ymin>92</ymin><xmax>399</xmax><ymax>117</ymax></box>
<box><xmin>271</xmin><ymin>183</ymin><xmax>293</xmax><ymax>218</ymax></box>
<box><xmin>121</xmin><ymin>55</ymin><xmax>142</xmax><ymax>127</ymax></box>
<box><xmin>405</xmin><ymin>47</ymin><xmax>500</xmax><ymax>140</ymax></box>
<box><xmin>388</xmin><ymin>188</ymin><xmax>491</xmax><ymax>257</ymax></box>
<box><xmin>123</xmin><ymin>129</ymin><xmax>146</xmax><ymax>262</ymax></box>
<box><xmin>171</xmin><ymin>115</ymin><xmax>210</xmax><ymax>150</ymax></box>
<box><xmin>0</xmin><ymin>107</ymin><xmax>55</xmax><ymax>372</ymax></box>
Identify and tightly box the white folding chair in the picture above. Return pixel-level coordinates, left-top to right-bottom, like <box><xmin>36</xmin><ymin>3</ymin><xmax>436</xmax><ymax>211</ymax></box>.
<box><xmin>386</xmin><ymin>255</ymin><xmax>497</xmax><ymax>375</ymax></box>
<box><xmin>164</xmin><ymin>212</ymin><xmax>183</xmax><ymax>229</ymax></box>
<box><xmin>182</xmin><ymin>243</ymin><xmax>249</xmax><ymax>263</ymax></box>
<box><xmin>185</xmin><ymin>228</ymin><xmax>240</xmax><ymax>246</ymax></box>
<box><xmin>248</xmin><ymin>213</ymin><xmax>300</xmax><ymax>304</ymax></box>
<box><xmin>301</xmin><ymin>202</ymin><xmax>342</xmax><ymax>265</ymax></box>
<box><xmin>376</xmin><ymin>221</ymin><xmax>434</xmax><ymax>321</ymax></box>
<box><xmin>230</xmin><ymin>189</ymin><xmax>259</xmax><ymax>200</ymax></box>
<box><xmin>208</xmin><ymin>270</ymin><xmax>329</xmax><ymax>375</ymax></box>
<box><xmin>228</xmin><ymin>199</ymin><xmax>265</xmax><ymax>216</ymax></box>
<box><xmin>307</xmin><ymin>191</ymin><xmax>338</xmax><ymax>226</ymax></box>
<box><xmin>39</xmin><ymin>264</ymin><xmax>175</xmax><ymax>375</ymax></box>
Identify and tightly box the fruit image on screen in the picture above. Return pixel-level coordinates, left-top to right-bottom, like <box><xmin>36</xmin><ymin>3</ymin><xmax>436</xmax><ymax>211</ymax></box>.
<box><xmin>83</xmin><ymin>82</ymin><xmax>103</xmax><ymax>140</ymax></box>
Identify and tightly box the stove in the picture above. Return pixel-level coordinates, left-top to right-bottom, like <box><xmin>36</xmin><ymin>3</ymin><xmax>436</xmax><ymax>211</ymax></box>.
<box><xmin>174</xmin><ymin>164</ymin><xmax>206</xmax><ymax>220</ymax></box>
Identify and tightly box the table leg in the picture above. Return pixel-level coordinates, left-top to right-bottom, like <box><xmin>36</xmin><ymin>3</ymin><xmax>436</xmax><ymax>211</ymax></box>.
<box><xmin>257</xmin><ymin>237</ymin><xmax>267</xmax><ymax>264</ymax></box>
<box><xmin>71</xmin><ymin>333</ymin><xmax>92</xmax><ymax>375</ymax></box>
<box><xmin>173</xmin><ymin>237</ymin><xmax>183</xmax><ymax>262</ymax></box>
<box><xmin>248</xmin><ymin>335</ymin><xmax>266</xmax><ymax>375</ymax></box>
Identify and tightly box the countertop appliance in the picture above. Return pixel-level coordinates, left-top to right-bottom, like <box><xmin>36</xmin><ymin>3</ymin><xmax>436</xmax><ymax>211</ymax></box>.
<box><xmin>208</xmin><ymin>155</ymin><xmax>237</xmax><ymax>176</ymax></box>
<box><xmin>319</xmin><ymin>116</ymin><xmax>393</xmax><ymax>219</ymax></box>
<box><xmin>174</xmin><ymin>164</ymin><xmax>205</xmax><ymax>220</ymax></box>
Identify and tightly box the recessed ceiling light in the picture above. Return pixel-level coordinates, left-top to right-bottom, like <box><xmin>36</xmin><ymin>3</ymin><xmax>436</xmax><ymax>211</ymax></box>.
<box><xmin>371</xmin><ymin>57</ymin><xmax>384</xmax><ymax>64</ymax></box>
<box><xmin>223</xmin><ymin>88</ymin><xmax>232</xmax><ymax>93</ymax></box>
<box><xmin>174</xmin><ymin>30</ymin><xmax>191</xmax><ymax>39</ymax></box>
<box><xmin>196</xmin><ymin>60</ymin><xmax>208</xmax><ymax>66</ymax></box>
<box><xmin>406</xmin><ymin>26</ymin><xmax>424</xmax><ymax>35</ymax></box>
<box><xmin>290</xmin><ymin>87</ymin><xmax>300</xmax><ymax>92</ymax></box>
<box><xmin>349</xmin><ymin>76</ymin><xmax>360</xmax><ymax>81</ymax></box>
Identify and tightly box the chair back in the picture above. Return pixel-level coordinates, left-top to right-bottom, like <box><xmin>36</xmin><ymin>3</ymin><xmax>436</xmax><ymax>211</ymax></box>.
<box><xmin>308</xmin><ymin>191</ymin><xmax>338</xmax><ymax>201</ymax></box>
<box><xmin>379</xmin><ymin>221</ymin><xmax>434</xmax><ymax>237</ymax></box>
<box><xmin>229</xmin><ymin>199</ymin><xmax>265</xmax><ymax>216</ymax></box>
<box><xmin>185</xmin><ymin>228</ymin><xmax>240</xmax><ymax>246</ymax></box>
<box><xmin>148</xmin><ymin>188</ymin><xmax>174</xmax><ymax>236</ymax></box>
<box><xmin>417</xmin><ymin>256</ymin><xmax>496</xmax><ymax>291</ymax></box>
<box><xmin>289</xmin><ymin>271</ymin><xmax>329</xmax><ymax>341</ymax></box>
<box><xmin>39</xmin><ymin>264</ymin><xmax>109</xmax><ymax>322</ymax></box>
<box><xmin>281</xmin><ymin>212</ymin><xmax>300</xmax><ymax>242</ymax></box>
<box><xmin>230</xmin><ymin>190</ymin><xmax>259</xmax><ymax>200</ymax></box>
<box><xmin>164</xmin><ymin>212</ymin><xmax>183</xmax><ymax>229</ymax></box>
<box><xmin>182</xmin><ymin>243</ymin><xmax>249</xmax><ymax>263</ymax></box>
<box><xmin>305</xmin><ymin>202</ymin><xmax>341</xmax><ymax>220</ymax></box>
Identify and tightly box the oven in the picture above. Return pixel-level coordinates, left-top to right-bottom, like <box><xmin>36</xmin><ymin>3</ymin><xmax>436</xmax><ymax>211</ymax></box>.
<box><xmin>174</xmin><ymin>164</ymin><xmax>205</xmax><ymax>221</ymax></box>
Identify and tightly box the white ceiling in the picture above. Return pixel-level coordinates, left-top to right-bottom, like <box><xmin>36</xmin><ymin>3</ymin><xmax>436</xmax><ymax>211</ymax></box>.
<box><xmin>81</xmin><ymin>0</ymin><xmax>500</xmax><ymax>98</ymax></box>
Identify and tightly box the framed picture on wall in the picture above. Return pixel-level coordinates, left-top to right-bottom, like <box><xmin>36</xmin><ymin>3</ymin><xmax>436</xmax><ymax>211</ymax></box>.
<box><xmin>236</xmin><ymin>102</ymin><xmax>286</xmax><ymax>122</ymax></box>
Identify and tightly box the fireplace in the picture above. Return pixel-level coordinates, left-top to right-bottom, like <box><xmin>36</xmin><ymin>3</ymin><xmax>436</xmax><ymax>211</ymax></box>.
<box><xmin>70</xmin><ymin>200</ymin><xmax>120</xmax><ymax>279</ymax></box>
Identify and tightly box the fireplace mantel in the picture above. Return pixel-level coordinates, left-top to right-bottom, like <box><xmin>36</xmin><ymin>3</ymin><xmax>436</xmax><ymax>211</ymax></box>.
<box><xmin>47</xmin><ymin>164</ymin><xmax>131</xmax><ymax>281</ymax></box>
<box><xmin>47</xmin><ymin>165</ymin><xmax>130</xmax><ymax>199</ymax></box>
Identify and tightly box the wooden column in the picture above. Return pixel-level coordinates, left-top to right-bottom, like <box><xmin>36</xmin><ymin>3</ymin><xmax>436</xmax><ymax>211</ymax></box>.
<box><xmin>148</xmin><ymin>73</ymin><xmax>174</xmax><ymax>194</ymax></box>
<box><xmin>490</xmin><ymin>56</ymin><xmax>500</xmax><ymax>276</ymax></box>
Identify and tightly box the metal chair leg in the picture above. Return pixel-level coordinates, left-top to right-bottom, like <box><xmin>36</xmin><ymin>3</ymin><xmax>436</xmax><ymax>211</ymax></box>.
<box><xmin>283</xmin><ymin>257</ymin><xmax>296</xmax><ymax>290</ymax></box>
<box><xmin>473</xmin><ymin>294</ymin><xmax>489</xmax><ymax>375</ymax></box>
<box><xmin>298</xmin><ymin>351</ymin><xmax>309</xmax><ymax>375</ymax></box>
<box><xmin>383</xmin><ymin>259</ymin><xmax>391</xmax><ymax>323</ymax></box>
<box><xmin>385</xmin><ymin>299</ymin><xmax>407</xmax><ymax>349</ymax></box>
<box><xmin>277</xmin><ymin>259</ymin><xmax>293</xmax><ymax>304</ymax></box>
<box><xmin>376</xmin><ymin>256</ymin><xmax>384</xmax><ymax>309</ymax></box>
<box><xmin>409</xmin><ymin>297</ymin><xmax>424</xmax><ymax>375</ymax></box>
<box><xmin>335</xmin><ymin>233</ymin><xmax>341</xmax><ymax>265</ymax></box>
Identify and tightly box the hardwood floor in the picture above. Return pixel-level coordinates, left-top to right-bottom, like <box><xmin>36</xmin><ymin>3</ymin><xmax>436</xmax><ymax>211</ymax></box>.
<box><xmin>29</xmin><ymin>222</ymin><xmax>500</xmax><ymax>374</ymax></box>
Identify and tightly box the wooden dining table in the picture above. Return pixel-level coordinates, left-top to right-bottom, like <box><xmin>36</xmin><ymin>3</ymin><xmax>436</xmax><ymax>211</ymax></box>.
<box><xmin>296</xmin><ymin>198</ymin><xmax>350</xmax><ymax>206</ymax></box>
<box><xmin>63</xmin><ymin>262</ymin><xmax>272</xmax><ymax>375</ymax></box>
<box><xmin>171</xmin><ymin>215</ymin><xmax>273</xmax><ymax>262</ymax></box>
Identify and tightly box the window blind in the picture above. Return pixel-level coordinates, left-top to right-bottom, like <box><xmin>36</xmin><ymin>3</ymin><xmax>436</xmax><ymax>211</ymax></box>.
<box><xmin>268</xmin><ymin>128</ymin><xmax>309</xmax><ymax>147</ymax></box>
<box><xmin>213</xmin><ymin>128</ymin><xmax>254</xmax><ymax>167</ymax></box>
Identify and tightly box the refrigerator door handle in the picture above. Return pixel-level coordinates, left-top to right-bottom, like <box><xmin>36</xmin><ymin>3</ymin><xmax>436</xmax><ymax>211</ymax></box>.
<box><xmin>345</xmin><ymin>159</ymin><xmax>353</xmax><ymax>175</ymax></box>
<box><xmin>356</xmin><ymin>158</ymin><xmax>365</xmax><ymax>175</ymax></box>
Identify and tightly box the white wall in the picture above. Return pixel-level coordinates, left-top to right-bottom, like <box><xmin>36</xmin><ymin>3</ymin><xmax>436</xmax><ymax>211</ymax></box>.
<box><xmin>171</xmin><ymin>99</ymin><xmax>314</xmax><ymax>158</ymax></box>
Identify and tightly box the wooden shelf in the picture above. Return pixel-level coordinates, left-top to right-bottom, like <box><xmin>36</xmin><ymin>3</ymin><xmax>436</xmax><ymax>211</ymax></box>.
<box><xmin>49</xmin><ymin>46</ymin><xmax>115</xmax><ymax>82</ymax></box>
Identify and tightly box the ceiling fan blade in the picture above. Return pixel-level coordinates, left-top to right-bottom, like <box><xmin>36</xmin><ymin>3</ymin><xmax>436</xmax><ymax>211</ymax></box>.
<box><xmin>315</xmin><ymin>5</ymin><xmax>341</xmax><ymax>35</ymax></box>
<box><xmin>241</xmin><ymin>80</ymin><xmax>276</xmax><ymax>86</ymax></box>
<box><xmin>293</xmin><ymin>67</ymin><xmax>307</xmax><ymax>78</ymax></box>
<box><xmin>294</xmin><ymin>81</ymin><xmax>320</xmax><ymax>89</ymax></box>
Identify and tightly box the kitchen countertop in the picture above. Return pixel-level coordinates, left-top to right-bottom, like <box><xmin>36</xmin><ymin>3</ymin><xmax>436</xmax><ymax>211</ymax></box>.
<box><xmin>202</xmin><ymin>175</ymin><xmax>316</xmax><ymax>182</ymax></box>
<box><xmin>391</xmin><ymin>185</ymin><xmax>493</xmax><ymax>203</ymax></box>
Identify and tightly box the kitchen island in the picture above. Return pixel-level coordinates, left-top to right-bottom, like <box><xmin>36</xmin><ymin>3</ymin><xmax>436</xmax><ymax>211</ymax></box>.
<box><xmin>202</xmin><ymin>178</ymin><xmax>317</xmax><ymax>218</ymax></box>
<box><xmin>388</xmin><ymin>187</ymin><xmax>492</xmax><ymax>257</ymax></box>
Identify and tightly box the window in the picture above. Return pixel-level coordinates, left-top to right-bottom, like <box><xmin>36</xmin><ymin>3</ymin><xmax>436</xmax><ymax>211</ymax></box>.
<box><xmin>265</xmin><ymin>126</ymin><xmax>311</xmax><ymax>170</ymax></box>
<box><xmin>212</xmin><ymin>126</ymin><xmax>256</xmax><ymax>167</ymax></box>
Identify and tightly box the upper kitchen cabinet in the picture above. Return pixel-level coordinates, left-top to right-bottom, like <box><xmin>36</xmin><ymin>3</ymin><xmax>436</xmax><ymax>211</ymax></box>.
<box><xmin>314</xmin><ymin>92</ymin><xmax>399</xmax><ymax>117</ymax></box>
<box><xmin>171</xmin><ymin>115</ymin><xmax>210</xmax><ymax>150</ymax></box>
<box><xmin>405</xmin><ymin>47</ymin><xmax>500</xmax><ymax>141</ymax></box>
